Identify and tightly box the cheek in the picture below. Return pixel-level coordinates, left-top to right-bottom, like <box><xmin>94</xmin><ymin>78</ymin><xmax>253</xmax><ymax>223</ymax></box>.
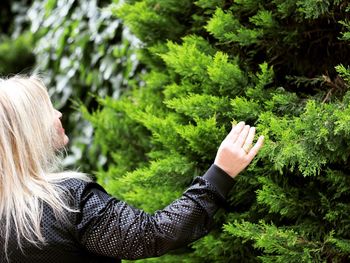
<box><xmin>53</xmin><ymin>117</ymin><xmax>64</xmax><ymax>133</ymax></box>
<box><xmin>53</xmin><ymin>118</ymin><xmax>60</xmax><ymax>129</ymax></box>
<box><xmin>52</xmin><ymin>119</ymin><xmax>69</xmax><ymax>148</ymax></box>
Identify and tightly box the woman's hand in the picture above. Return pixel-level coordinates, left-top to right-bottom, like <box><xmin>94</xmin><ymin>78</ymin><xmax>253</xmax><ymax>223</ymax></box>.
<box><xmin>214</xmin><ymin>121</ymin><xmax>264</xmax><ymax>178</ymax></box>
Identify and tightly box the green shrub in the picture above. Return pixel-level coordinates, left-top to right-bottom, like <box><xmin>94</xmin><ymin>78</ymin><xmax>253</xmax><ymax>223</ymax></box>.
<box><xmin>87</xmin><ymin>0</ymin><xmax>350</xmax><ymax>262</ymax></box>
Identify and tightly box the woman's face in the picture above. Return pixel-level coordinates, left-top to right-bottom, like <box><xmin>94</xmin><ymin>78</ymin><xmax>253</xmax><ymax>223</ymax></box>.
<box><xmin>53</xmin><ymin>109</ymin><xmax>69</xmax><ymax>149</ymax></box>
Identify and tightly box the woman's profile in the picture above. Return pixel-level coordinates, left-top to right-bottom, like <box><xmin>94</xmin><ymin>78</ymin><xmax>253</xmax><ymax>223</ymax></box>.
<box><xmin>0</xmin><ymin>75</ymin><xmax>264</xmax><ymax>263</ymax></box>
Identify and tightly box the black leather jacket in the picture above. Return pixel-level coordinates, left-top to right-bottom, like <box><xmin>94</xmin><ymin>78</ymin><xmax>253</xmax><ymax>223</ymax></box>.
<box><xmin>1</xmin><ymin>164</ymin><xmax>235</xmax><ymax>263</ymax></box>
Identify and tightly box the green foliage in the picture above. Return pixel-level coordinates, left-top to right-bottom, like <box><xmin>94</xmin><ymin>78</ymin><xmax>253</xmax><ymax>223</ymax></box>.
<box><xmin>28</xmin><ymin>0</ymin><xmax>141</xmax><ymax>171</ymax></box>
<box><xmin>85</xmin><ymin>0</ymin><xmax>350</xmax><ymax>262</ymax></box>
<box><xmin>225</xmin><ymin>220</ymin><xmax>318</xmax><ymax>262</ymax></box>
<box><xmin>0</xmin><ymin>32</ymin><xmax>35</xmax><ymax>75</ymax></box>
<box><xmin>204</xmin><ymin>9</ymin><xmax>240</xmax><ymax>42</ymax></box>
<box><xmin>0</xmin><ymin>0</ymin><xmax>35</xmax><ymax>76</ymax></box>
<box><xmin>113</xmin><ymin>0</ymin><xmax>191</xmax><ymax>43</ymax></box>
<box><xmin>296</xmin><ymin>0</ymin><xmax>330</xmax><ymax>19</ymax></box>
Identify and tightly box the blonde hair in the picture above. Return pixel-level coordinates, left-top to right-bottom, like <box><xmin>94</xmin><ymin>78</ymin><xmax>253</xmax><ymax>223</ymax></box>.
<box><xmin>0</xmin><ymin>75</ymin><xmax>91</xmax><ymax>261</ymax></box>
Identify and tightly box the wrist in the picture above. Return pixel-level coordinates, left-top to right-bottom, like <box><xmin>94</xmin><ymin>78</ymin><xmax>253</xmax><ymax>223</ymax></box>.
<box><xmin>203</xmin><ymin>164</ymin><xmax>236</xmax><ymax>198</ymax></box>
<box><xmin>213</xmin><ymin>162</ymin><xmax>237</xmax><ymax>178</ymax></box>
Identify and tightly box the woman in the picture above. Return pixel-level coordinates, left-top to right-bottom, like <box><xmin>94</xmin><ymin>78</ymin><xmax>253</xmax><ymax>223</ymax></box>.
<box><xmin>0</xmin><ymin>75</ymin><xmax>264</xmax><ymax>263</ymax></box>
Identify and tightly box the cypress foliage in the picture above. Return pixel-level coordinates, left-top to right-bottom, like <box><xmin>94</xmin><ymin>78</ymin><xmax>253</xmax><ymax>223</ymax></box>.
<box><xmin>85</xmin><ymin>0</ymin><xmax>350</xmax><ymax>262</ymax></box>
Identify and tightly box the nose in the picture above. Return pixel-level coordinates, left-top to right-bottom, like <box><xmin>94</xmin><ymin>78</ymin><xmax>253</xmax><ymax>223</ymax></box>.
<box><xmin>55</xmin><ymin>110</ymin><xmax>62</xmax><ymax>119</ymax></box>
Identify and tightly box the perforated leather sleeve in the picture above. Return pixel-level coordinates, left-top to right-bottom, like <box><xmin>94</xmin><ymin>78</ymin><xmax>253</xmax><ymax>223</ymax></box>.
<box><xmin>0</xmin><ymin>164</ymin><xmax>234</xmax><ymax>262</ymax></box>
<box><xmin>75</xmin><ymin>164</ymin><xmax>235</xmax><ymax>260</ymax></box>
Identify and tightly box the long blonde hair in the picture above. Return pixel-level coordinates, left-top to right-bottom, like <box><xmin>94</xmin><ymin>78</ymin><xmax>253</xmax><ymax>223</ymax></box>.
<box><xmin>0</xmin><ymin>75</ymin><xmax>91</xmax><ymax>261</ymax></box>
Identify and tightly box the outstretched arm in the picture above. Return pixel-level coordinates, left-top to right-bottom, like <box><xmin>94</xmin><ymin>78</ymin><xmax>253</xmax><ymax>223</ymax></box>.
<box><xmin>77</xmin><ymin>121</ymin><xmax>264</xmax><ymax>259</ymax></box>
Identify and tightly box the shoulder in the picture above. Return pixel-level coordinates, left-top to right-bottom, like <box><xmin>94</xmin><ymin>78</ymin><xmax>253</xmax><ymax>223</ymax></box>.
<box><xmin>56</xmin><ymin>178</ymin><xmax>116</xmax><ymax>239</ymax></box>
<box><xmin>56</xmin><ymin>178</ymin><xmax>110</xmax><ymax>207</ymax></box>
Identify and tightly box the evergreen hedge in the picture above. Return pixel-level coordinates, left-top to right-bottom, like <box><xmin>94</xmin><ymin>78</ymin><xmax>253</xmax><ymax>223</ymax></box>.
<box><xmin>85</xmin><ymin>0</ymin><xmax>350</xmax><ymax>262</ymax></box>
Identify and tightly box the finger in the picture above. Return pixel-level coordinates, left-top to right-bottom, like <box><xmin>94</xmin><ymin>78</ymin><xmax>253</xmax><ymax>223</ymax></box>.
<box><xmin>235</xmin><ymin>125</ymin><xmax>250</xmax><ymax>147</ymax></box>
<box><xmin>243</xmin><ymin>127</ymin><xmax>256</xmax><ymax>150</ymax></box>
<box><xmin>227</xmin><ymin>121</ymin><xmax>245</xmax><ymax>142</ymax></box>
<box><xmin>247</xmin><ymin>136</ymin><xmax>264</xmax><ymax>160</ymax></box>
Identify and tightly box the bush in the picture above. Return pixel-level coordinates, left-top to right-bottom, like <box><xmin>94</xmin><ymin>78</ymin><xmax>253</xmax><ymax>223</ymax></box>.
<box><xmin>85</xmin><ymin>0</ymin><xmax>350</xmax><ymax>262</ymax></box>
